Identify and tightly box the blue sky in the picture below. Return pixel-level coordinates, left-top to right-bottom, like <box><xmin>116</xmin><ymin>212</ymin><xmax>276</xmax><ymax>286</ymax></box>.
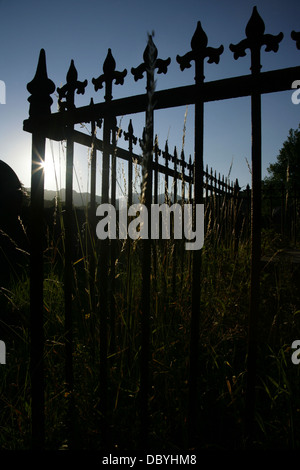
<box><xmin>0</xmin><ymin>0</ymin><xmax>299</xmax><ymax>196</ymax></box>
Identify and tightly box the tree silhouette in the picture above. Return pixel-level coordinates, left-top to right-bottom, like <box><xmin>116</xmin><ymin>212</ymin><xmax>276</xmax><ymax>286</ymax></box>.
<box><xmin>264</xmin><ymin>125</ymin><xmax>300</xmax><ymax>191</ymax></box>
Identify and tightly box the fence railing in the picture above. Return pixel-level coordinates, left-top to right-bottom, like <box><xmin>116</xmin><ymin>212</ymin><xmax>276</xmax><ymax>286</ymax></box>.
<box><xmin>23</xmin><ymin>7</ymin><xmax>300</xmax><ymax>450</ymax></box>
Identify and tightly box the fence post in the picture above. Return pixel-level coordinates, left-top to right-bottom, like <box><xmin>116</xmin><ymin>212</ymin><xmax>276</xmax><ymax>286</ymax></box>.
<box><xmin>124</xmin><ymin>119</ymin><xmax>137</xmax><ymax>207</ymax></box>
<box><xmin>230</xmin><ymin>6</ymin><xmax>283</xmax><ymax>446</ymax></box>
<box><xmin>110</xmin><ymin>117</ymin><xmax>120</xmax><ymax>353</ymax></box>
<box><xmin>172</xmin><ymin>147</ymin><xmax>178</xmax><ymax>297</ymax></box>
<box><xmin>188</xmin><ymin>155</ymin><xmax>192</xmax><ymax>204</ymax></box>
<box><xmin>181</xmin><ymin>150</ymin><xmax>186</xmax><ymax>203</ymax></box>
<box><xmin>177</xmin><ymin>21</ymin><xmax>223</xmax><ymax>446</ymax></box>
<box><xmin>88</xmin><ymin>103</ymin><xmax>100</xmax><ymax>328</ymax></box>
<box><xmin>163</xmin><ymin>141</ymin><xmax>170</xmax><ymax>204</ymax></box>
<box><xmin>132</xmin><ymin>34</ymin><xmax>170</xmax><ymax>448</ymax></box>
<box><xmin>180</xmin><ymin>149</ymin><xmax>186</xmax><ymax>283</ymax></box>
<box><xmin>93</xmin><ymin>48</ymin><xmax>127</xmax><ymax>446</ymax></box>
<box><xmin>26</xmin><ymin>48</ymin><xmax>55</xmax><ymax>450</ymax></box>
<box><xmin>57</xmin><ymin>58</ymin><xmax>88</xmax><ymax>448</ymax></box>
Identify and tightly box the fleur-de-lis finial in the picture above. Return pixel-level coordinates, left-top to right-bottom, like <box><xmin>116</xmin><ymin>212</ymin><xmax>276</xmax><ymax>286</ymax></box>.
<box><xmin>27</xmin><ymin>48</ymin><xmax>55</xmax><ymax>117</ymax></box>
<box><xmin>57</xmin><ymin>60</ymin><xmax>88</xmax><ymax>111</ymax></box>
<box><xmin>124</xmin><ymin>119</ymin><xmax>137</xmax><ymax>147</ymax></box>
<box><xmin>131</xmin><ymin>34</ymin><xmax>171</xmax><ymax>86</ymax></box>
<box><xmin>229</xmin><ymin>7</ymin><xmax>283</xmax><ymax>73</ymax></box>
<box><xmin>176</xmin><ymin>21</ymin><xmax>224</xmax><ymax>83</ymax></box>
<box><xmin>92</xmin><ymin>49</ymin><xmax>127</xmax><ymax>102</ymax></box>
<box><xmin>291</xmin><ymin>30</ymin><xmax>300</xmax><ymax>50</ymax></box>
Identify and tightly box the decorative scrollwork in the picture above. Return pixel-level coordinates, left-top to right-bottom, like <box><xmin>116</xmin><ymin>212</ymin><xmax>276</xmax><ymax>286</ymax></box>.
<box><xmin>57</xmin><ymin>60</ymin><xmax>88</xmax><ymax>112</ymax></box>
<box><xmin>92</xmin><ymin>49</ymin><xmax>127</xmax><ymax>102</ymax></box>
<box><xmin>124</xmin><ymin>119</ymin><xmax>137</xmax><ymax>147</ymax></box>
<box><xmin>131</xmin><ymin>34</ymin><xmax>171</xmax><ymax>84</ymax></box>
<box><xmin>230</xmin><ymin>7</ymin><xmax>283</xmax><ymax>69</ymax></box>
<box><xmin>176</xmin><ymin>21</ymin><xmax>223</xmax><ymax>82</ymax></box>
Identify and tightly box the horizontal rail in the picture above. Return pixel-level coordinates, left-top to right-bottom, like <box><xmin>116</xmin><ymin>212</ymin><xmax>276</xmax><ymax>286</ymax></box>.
<box><xmin>23</xmin><ymin>65</ymin><xmax>300</xmax><ymax>140</ymax></box>
<box><xmin>72</xmin><ymin>129</ymin><xmax>237</xmax><ymax>191</ymax></box>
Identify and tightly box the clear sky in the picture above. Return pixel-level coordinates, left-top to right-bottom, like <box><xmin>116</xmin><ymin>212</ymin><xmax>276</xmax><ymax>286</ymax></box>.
<box><xmin>0</xmin><ymin>0</ymin><xmax>299</xmax><ymax>196</ymax></box>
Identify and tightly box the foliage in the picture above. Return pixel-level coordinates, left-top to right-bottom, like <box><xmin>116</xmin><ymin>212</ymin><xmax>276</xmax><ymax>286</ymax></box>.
<box><xmin>264</xmin><ymin>125</ymin><xmax>300</xmax><ymax>192</ymax></box>
<box><xmin>1</xmin><ymin>199</ymin><xmax>300</xmax><ymax>450</ymax></box>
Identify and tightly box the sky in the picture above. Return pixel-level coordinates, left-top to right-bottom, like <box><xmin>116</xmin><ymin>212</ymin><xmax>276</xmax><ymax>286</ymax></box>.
<box><xmin>0</xmin><ymin>0</ymin><xmax>299</xmax><ymax>198</ymax></box>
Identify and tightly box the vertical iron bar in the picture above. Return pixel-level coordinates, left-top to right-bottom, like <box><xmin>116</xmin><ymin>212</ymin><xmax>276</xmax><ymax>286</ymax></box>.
<box><xmin>176</xmin><ymin>23</ymin><xmax>224</xmax><ymax>443</ymax></box>
<box><xmin>131</xmin><ymin>34</ymin><xmax>170</xmax><ymax>448</ymax></box>
<box><xmin>92</xmin><ymin>51</ymin><xmax>127</xmax><ymax>447</ymax></box>
<box><xmin>229</xmin><ymin>9</ymin><xmax>283</xmax><ymax>445</ymax></box>
<box><xmin>154</xmin><ymin>135</ymin><xmax>159</xmax><ymax>204</ymax></box>
<box><xmin>110</xmin><ymin>119</ymin><xmax>117</xmax><ymax>353</ymax></box>
<box><xmin>27</xmin><ymin>48</ymin><xmax>55</xmax><ymax>451</ymax></box>
<box><xmin>177</xmin><ymin>34</ymin><xmax>223</xmax><ymax>441</ymax></box>
<box><xmin>188</xmin><ymin>155</ymin><xmax>192</xmax><ymax>204</ymax></box>
<box><xmin>64</xmin><ymin>126</ymin><xmax>75</xmax><ymax>447</ymax></box>
<box><xmin>128</xmin><ymin>142</ymin><xmax>133</xmax><ymax>208</ymax></box>
<box><xmin>164</xmin><ymin>141</ymin><xmax>169</xmax><ymax>204</ymax></box>
<box><xmin>245</xmin><ymin>79</ymin><xmax>262</xmax><ymax>447</ymax></box>
<box><xmin>172</xmin><ymin>147</ymin><xmax>178</xmax><ymax>298</ymax></box>
<box><xmin>30</xmin><ymin>132</ymin><xmax>46</xmax><ymax>450</ymax></box>
<box><xmin>139</xmin><ymin>66</ymin><xmax>154</xmax><ymax>451</ymax></box>
<box><xmin>124</xmin><ymin>119</ymin><xmax>137</xmax><ymax>208</ymax></box>
<box><xmin>99</xmin><ymin>114</ymin><xmax>110</xmax><ymax>445</ymax></box>
<box><xmin>189</xmin><ymin>62</ymin><xmax>204</xmax><ymax>444</ymax></box>
<box><xmin>153</xmin><ymin>136</ymin><xmax>159</xmax><ymax>290</ymax></box>
<box><xmin>89</xmin><ymin>118</ymin><xmax>97</xmax><ymax>320</ymax></box>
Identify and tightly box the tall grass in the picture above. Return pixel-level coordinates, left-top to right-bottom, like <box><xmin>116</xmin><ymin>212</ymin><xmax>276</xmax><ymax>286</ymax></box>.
<box><xmin>1</xmin><ymin>122</ymin><xmax>300</xmax><ymax>450</ymax></box>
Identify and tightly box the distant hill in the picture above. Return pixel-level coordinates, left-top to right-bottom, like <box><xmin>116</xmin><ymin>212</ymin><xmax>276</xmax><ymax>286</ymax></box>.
<box><xmin>24</xmin><ymin>188</ymin><xmax>177</xmax><ymax>208</ymax></box>
<box><xmin>44</xmin><ymin>188</ymin><xmax>102</xmax><ymax>207</ymax></box>
<box><xmin>25</xmin><ymin>188</ymin><xmax>102</xmax><ymax>207</ymax></box>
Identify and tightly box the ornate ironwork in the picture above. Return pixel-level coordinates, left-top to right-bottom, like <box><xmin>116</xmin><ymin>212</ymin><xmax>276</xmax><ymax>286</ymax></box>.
<box><xmin>176</xmin><ymin>21</ymin><xmax>223</xmax><ymax>82</ymax></box>
<box><xmin>92</xmin><ymin>48</ymin><xmax>127</xmax><ymax>102</ymax></box>
<box><xmin>124</xmin><ymin>119</ymin><xmax>137</xmax><ymax>148</ymax></box>
<box><xmin>229</xmin><ymin>6</ymin><xmax>284</xmax><ymax>447</ymax></box>
<box><xmin>57</xmin><ymin>60</ymin><xmax>88</xmax><ymax>111</ymax></box>
<box><xmin>124</xmin><ymin>119</ymin><xmax>137</xmax><ymax>206</ymax></box>
<box><xmin>27</xmin><ymin>48</ymin><xmax>55</xmax><ymax>117</ymax></box>
<box><xmin>162</xmin><ymin>140</ymin><xmax>171</xmax><ymax>164</ymax></box>
<box><xmin>131</xmin><ymin>34</ymin><xmax>171</xmax><ymax>87</ymax></box>
<box><xmin>230</xmin><ymin>6</ymin><xmax>283</xmax><ymax>73</ymax></box>
<box><xmin>24</xmin><ymin>12</ymin><xmax>300</xmax><ymax>451</ymax></box>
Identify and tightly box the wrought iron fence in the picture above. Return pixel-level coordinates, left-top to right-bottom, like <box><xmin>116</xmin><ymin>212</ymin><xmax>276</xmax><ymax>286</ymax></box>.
<box><xmin>23</xmin><ymin>7</ymin><xmax>300</xmax><ymax>450</ymax></box>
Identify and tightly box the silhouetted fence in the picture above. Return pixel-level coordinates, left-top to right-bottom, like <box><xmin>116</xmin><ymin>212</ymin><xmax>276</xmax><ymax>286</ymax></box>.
<box><xmin>23</xmin><ymin>7</ymin><xmax>300</xmax><ymax>450</ymax></box>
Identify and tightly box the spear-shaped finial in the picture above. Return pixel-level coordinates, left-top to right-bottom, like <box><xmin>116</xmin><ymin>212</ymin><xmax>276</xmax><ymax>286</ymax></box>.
<box><xmin>131</xmin><ymin>33</ymin><xmax>171</xmax><ymax>88</ymax></box>
<box><xmin>124</xmin><ymin>119</ymin><xmax>137</xmax><ymax>147</ymax></box>
<box><xmin>57</xmin><ymin>60</ymin><xmax>88</xmax><ymax>111</ymax></box>
<box><xmin>229</xmin><ymin>7</ymin><xmax>283</xmax><ymax>73</ymax></box>
<box><xmin>27</xmin><ymin>48</ymin><xmax>55</xmax><ymax>117</ymax></box>
<box><xmin>92</xmin><ymin>49</ymin><xmax>127</xmax><ymax>102</ymax></box>
<box><xmin>176</xmin><ymin>21</ymin><xmax>224</xmax><ymax>83</ymax></box>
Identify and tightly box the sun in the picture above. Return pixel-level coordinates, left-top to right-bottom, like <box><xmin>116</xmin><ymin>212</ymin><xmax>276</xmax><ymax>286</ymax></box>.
<box><xmin>43</xmin><ymin>143</ymin><xmax>66</xmax><ymax>191</ymax></box>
